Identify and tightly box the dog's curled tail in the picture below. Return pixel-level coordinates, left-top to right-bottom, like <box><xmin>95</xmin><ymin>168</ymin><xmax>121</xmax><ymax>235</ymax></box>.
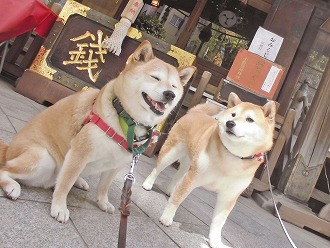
<box><xmin>188</xmin><ymin>103</ymin><xmax>223</xmax><ymax>117</ymax></box>
<box><xmin>0</xmin><ymin>140</ymin><xmax>8</xmax><ymax>165</ymax></box>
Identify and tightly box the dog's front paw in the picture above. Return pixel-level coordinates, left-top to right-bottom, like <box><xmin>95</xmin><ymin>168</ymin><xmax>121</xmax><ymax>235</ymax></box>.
<box><xmin>51</xmin><ymin>204</ymin><xmax>70</xmax><ymax>224</ymax></box>
<box><xmin>159</xmin><ymin>213</ymin><xmax>173</xmax><ymax>227</ymax></box>
<box><xmin>164</xmin><ymin>187</ymin><xmax>172</xmax><ymax>197</ymax></box>
<box><xmin>97</xmin><ymin>200</ymin><xmax>115</xmax><ymax>214</ymax></box>
<box><xmin>142</xmin><ymin>179</ymin><xmax>153</xmax><ymax>191</ymax></box>
<box><xmin>3</xmin><ymin>180</ymin><xmax>21</xmax><ymax>200</ymax></box>
<box><xmin>209</xmin><ymin>243</ymin><xmax>232</xmax><ymax>248</ymax></box>
<box><xmin>209</xmin><ymin>237</ymin><xmax>232</xmax><ymax>248</ymax></box>
<box><xmin>74</xmin><ymin>177</ymin><xmax>90</xmax><ymax>191</ymax></box>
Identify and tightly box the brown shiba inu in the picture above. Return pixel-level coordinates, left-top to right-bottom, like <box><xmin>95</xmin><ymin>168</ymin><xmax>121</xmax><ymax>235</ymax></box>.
<box><xmin>143</xmin><ymin>92</ymin><xmax>276</xmax><ymax>248</ymax></box>
<box><xmin>0</xmin><ymin>40</ymin><xmax>196</xmax><ymax>223</ymax></box>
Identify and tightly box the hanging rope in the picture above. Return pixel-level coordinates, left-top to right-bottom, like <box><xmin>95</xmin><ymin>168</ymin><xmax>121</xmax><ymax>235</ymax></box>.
<box><xmin>102</xmin><ymin>0</ymin><xmax>143</xmax><ymax>56</ymax></box>
<box><xmin>102</xmin><ymin>18</ymin><xmax>131</xmax><ymax>56</ymax></box>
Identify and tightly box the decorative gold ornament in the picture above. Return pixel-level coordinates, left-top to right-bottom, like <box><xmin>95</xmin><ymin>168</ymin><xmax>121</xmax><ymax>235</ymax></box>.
<box><xmin>59</xmin><ymin>0</ymin><xmax>90</xmax><ymax>21</ymax></box>
<box><xmin>167</xmin><ymin>45</ymin><xmax>196</xmax><ymax>67</ymax></box>
<box><xmin>30</xmin><ymin>46</ymin><xmax>56</xmax><ymax>80</ymax></box>
<box><xmin>127</xmin><ymin>27</ymin><xmax>143</xmax><ymax>40</ymax></box>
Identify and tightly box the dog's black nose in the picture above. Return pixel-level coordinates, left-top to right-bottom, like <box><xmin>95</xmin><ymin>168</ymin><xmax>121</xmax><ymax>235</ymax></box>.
<box><xmin>226</xmin><ymin>120</ymin><xmax>236</xmax><ymax>129</ymax></box>
<box><xmin>163</xmin><ymin>90</ymin><xmax>175</xmax><ymax>102</ymax></box>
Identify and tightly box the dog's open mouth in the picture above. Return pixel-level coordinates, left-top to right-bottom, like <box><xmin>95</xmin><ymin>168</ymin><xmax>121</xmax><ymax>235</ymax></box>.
<box><xmin>226</xmin><ymin>129</ymin><xmax>244</xmax><ymax>138</ymax></box>
<box><xmin>226</xmin><ymin>129</ymin><xmax>236</xmax><ymax>136</ymax></box>
<box><xmin>142</xmin><ymin>92</ymin><xmax>166</xmax><ymax>116</ymax></box>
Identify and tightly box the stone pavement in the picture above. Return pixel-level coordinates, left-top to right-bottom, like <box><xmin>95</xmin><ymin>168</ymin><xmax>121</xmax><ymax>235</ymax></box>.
<box><xmin>0</xmin><ymin>77</ymin><xmax>329</xmax><ymax>248</ymax></box>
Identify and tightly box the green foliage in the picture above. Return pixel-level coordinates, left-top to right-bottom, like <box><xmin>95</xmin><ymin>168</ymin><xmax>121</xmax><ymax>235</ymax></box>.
<box><xmin>188</xmin><ymin>23</ymin><xmax>249</xmax><ymax>69</ymax></box>
<box><xmin>133</xmin><ymin>14</ymin><xmax>166</xmax><ymax>40</ymax></box>
<box><xmin>306</xmin><ymin>50</ymin><xmax>329</xmax><ymax>72</ymax></box>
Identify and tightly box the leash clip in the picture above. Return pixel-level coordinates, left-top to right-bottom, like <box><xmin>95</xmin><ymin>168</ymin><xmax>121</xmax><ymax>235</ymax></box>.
<box><xmin>123</xmin><ymin>154</ymin><xmax>140</xmax><ymax>184</ymax></box>
<box><xmin>124</xmin><ymin>173</ymin><xmax>136</xmax><ymax>183</ymax></box>
<box><xmin>130</xmin><ymin>154</ymin><xmax>140</xmax><ymax>169</ymax></box>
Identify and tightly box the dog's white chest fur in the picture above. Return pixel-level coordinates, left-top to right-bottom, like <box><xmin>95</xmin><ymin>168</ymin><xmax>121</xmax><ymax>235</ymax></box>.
<box><xmin>197</xmin><ymin>150</ymin><xmax>256</xmax><ymax>196</ymax></box>
<box><xmin>80</xmin><ymin>128</ymin><xmax>131</xmax><ymax>176</ymax></box>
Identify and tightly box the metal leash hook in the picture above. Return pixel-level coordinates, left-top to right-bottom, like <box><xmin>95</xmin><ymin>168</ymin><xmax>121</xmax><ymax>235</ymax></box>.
<box><xmin>123</xmin><ymin>154</ymin><xmax>139</xmax><ymax>183</ymax></box>
<box><xmin>118</xmin><ymin>154</ymin><xmax>140</xmax><ymax>248</ymax></box>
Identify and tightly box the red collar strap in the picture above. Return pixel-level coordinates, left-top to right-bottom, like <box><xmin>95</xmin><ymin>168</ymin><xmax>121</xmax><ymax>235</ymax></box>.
<box><xmin>84</xmin><ymin>111</ymin><xmax>130</xmax><ymax>151</ymax></box>
<box><xmin>253</xmin><ymin>153</ymin><xmax>264</xmax><ymax>162</ymax></box>
<box><xmin>241</xmin><ymin>153</ymin><xmax>264</xmax><ymax>162</ymax></box>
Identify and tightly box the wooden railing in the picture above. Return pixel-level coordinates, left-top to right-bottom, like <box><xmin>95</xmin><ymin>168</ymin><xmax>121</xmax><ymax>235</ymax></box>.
<box><xmin>0</xmin><ymin>32</ymin><xmax>45</xmax><ymax>81</ymax></box>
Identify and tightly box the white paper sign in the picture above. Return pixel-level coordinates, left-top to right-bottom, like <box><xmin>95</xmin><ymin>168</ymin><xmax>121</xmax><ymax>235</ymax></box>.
<box><xmin>248</xmin><ymin>27</ymin><xmax>284</xmax><ymax>62</ymax></box>
<box><xmin>261</xmin><ymin>66</ymin><xmax>281</xmax><ymax>93</ymax></box>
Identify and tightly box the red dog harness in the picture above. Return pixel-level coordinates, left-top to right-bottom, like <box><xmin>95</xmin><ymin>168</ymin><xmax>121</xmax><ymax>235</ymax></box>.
<box><xmin>83</xmin><ymin>98</ymin><xmax>156</xmax><ymax>154</ymax></box>
<box><xmin>84</xmin><ymin>111</ymin><xmax>130</xmax><ymax>151</ymax></box>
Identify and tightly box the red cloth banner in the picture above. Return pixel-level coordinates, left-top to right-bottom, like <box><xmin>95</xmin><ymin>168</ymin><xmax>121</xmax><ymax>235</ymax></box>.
<box><xmin>0</xmin><ymin>0</ymin><xmax>58</xmax><ymax>42</ymax></box>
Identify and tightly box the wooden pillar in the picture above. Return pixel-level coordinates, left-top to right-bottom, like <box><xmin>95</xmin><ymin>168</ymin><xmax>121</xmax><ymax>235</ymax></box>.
<box><xmin>189</xmin><ymin>71</ymin><xmax>212</xmax><ymax>109</ymax></box>
<box><xmin>81</xmin><ymin>0</ymin><xmax>128</xmax><ymax>19</ymax></box>
<box><xmin>278</xmin><ymin>19</ymin><xmax>330</xmax><ymax>202</ymax></box>
<box><xmin>175</xmin><ymin>0</ymin><xmax>208</xmax><ymax>49</ymax></box>
<box><xmin>114</xmin><ymin>0</ymin><xmax>129</xmax><ymax>20</ymax></box>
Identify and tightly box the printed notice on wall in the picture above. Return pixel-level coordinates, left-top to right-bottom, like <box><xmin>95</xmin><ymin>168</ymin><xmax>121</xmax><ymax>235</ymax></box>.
<box><xmin>248</xmin><ymin>27</ymin><xmax>283</xmax><ymax>62</ymax></box>
<box><xmin>261</xmin><ymin>66</ymin><xmax>281</xmax><ymax>93</ymax></box>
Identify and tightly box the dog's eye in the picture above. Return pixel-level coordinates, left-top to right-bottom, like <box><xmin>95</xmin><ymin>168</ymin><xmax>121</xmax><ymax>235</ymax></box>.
<box><xmin>231</xmin><ymin>113</ymin><xmax>236</xmax><ymax>117</ymax></box>
<box><xmin>151</xmin><ymin>75</ymin><xmax>160</xmax><ymax>81</ymax></box>
<box><xmin>172</xmin><ymin>84</ymin><xmax>177</xmax><ymax>89</ymax></box>
<box><xmin>246</xmin><ymin>117</ymin><xmax>254</xmax><ymax>123</ymax></box>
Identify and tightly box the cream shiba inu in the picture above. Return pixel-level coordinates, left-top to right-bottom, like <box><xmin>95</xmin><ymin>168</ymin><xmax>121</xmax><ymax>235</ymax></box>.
<box><xmin>143</xmin><ymin>92</ymin><xmax>276</xmax><ymax>248</ymax></box>
<box><xmin>0</xmin><ymin>40</ymin><xmax>196</xmax><ymax>223</ymax></box>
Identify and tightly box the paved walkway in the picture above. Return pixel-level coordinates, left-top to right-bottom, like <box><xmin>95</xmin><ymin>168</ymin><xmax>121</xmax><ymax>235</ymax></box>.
<box><xmin>0</xmin><ymin>77</ymin><xmax>329</xmax><ymax>248</ymax></box>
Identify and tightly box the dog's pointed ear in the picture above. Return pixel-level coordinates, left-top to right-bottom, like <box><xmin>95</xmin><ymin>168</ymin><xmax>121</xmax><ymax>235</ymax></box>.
<box><xmin>178</xmin><ymin>66</ymin><xmax>196</xmax><ymax>86</ymax></box>
<box><xmin>132</xmin><ymin>40</ymin><xmax>155</xmax><ymax>63</ymax></box>
<box><xmin>262</xmin><ymin>101</ymin><xmax>276</xmax><ymax>120</ymax></box>
<box><xmin>227</xmin><ymin>92</ymin><xmax>241</xmax><ymax>108</ymax></box>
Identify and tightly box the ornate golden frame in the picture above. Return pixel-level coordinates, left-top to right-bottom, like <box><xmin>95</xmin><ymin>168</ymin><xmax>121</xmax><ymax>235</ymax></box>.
<box><xmin>30</xmin><ymin>0</ymin><xmax>195</xmax><ymax>85</ymax></box>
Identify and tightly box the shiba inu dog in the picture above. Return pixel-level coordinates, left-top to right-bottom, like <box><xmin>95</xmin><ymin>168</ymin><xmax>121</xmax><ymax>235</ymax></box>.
<box><xmin>143</xmin><ymin>92</ymin><xmax>276</xmax><ymax>248</ymax></box>
<box><xmin>0</xmin><ymin>40</ymin><xmax>196</xmax><ymax>223</ymax></box>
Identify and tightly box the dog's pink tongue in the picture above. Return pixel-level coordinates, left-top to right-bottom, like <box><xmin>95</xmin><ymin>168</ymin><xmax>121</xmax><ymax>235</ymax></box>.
<box><xmin>152</xmin><ymin>100</ymin><xmax>165</xmax><ymax>112</ymax></box>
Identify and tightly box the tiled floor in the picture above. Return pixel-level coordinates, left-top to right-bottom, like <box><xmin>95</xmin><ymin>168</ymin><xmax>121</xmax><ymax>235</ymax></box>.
<box><xmin>0</xmin><ymin>77</ymin><xmax>329</xmax><ymax>247</ymax></box>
